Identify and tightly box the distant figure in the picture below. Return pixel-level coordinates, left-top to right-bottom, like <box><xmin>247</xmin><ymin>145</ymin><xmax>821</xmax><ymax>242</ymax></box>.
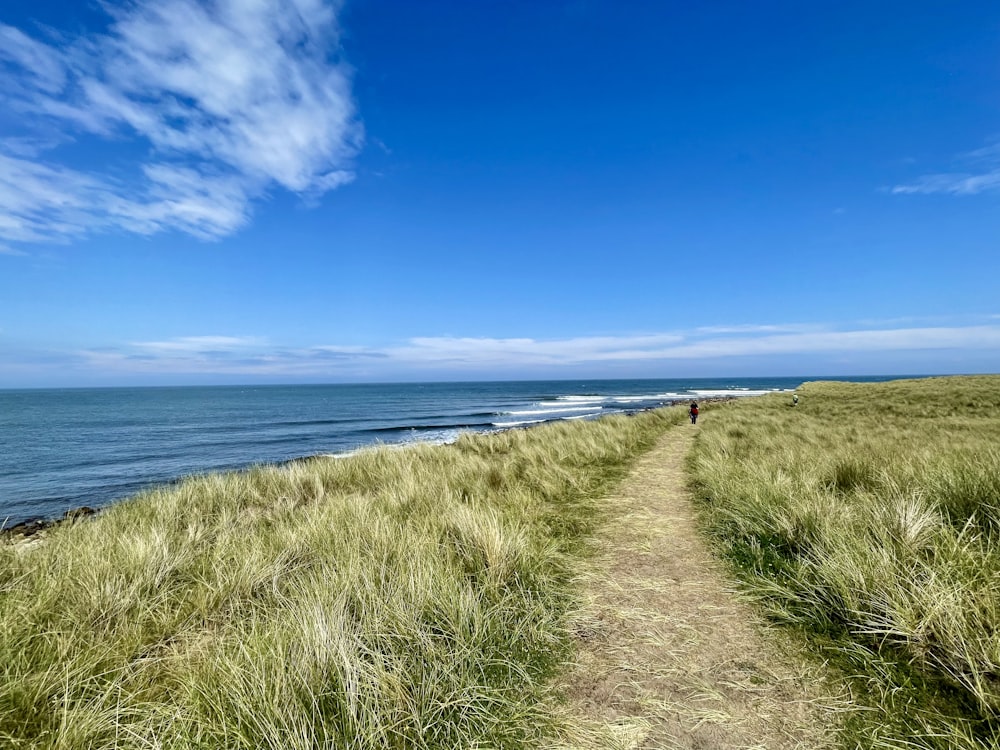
<box><xmin>792</xmin><ymin>393</ymin><xmax>799</xmax><ymax>407</ymax></box>
<box><xmin>689</xmin><ymin>401</ymin><xmax>699</xmax><ymax>424</ymax></box>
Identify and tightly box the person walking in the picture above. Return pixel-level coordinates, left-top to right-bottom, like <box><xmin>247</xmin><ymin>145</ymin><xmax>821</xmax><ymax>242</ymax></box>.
<box><xmin>792</xmin><ymin>393</ymin><xmax>799</xmax><ymax>407</ymax></box>
<box><xmin>689</xmin><ymin>401</ymin><xmax>699</xmax><ymax>424</ymax></box>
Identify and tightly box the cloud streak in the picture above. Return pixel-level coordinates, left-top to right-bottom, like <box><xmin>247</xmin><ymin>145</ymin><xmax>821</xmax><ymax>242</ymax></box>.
<box><xmin>0</xmin><ymin>0</ymin><xmax>360</xmax><ymax>248</ymax></box>
<box><xmin>23</xmin><ymin>319</ymin><xmax>994</xmax><ymax>381</ymax></box>
<box><xmin>891</xmin><ymin>172</ymin><xmax>1000</xmax><ymax>196</ymax></box>
<box><xmin>130</xmin><ymin>335</ymin><xmax>266</xmax><ymax>353</ymax></box>
<box><xmin>892</xmin><ymin>142</ymin><xmax>1000</xmax><ymax>196</ymax></box>
<box><xmin>388</xmin><ymin>325</ymin><xmax>1000</xmax><ymax>366</ymax></box>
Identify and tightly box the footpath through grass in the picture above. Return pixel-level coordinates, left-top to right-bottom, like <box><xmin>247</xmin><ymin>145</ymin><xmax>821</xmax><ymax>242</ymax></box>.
<box><xmin>0</xmin><ymin>408</ymin><xmax>681</xmax><ymax>749</ymax></box>
<box><xmin>689</xmin><ymin>375</ymin><xmax>1000</xmax><ymax>749</ymax></box>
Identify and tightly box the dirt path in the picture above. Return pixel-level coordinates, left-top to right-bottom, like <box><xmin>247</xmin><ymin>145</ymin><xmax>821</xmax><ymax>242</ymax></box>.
<box><xmin>549</xmin><ymin>425</ymin><xmax>838</xmax><ymax>750</ymax></box>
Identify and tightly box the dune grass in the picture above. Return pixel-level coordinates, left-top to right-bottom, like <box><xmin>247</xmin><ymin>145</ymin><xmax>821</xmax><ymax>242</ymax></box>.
<box><xmin>0</xmin><ymin>408</ymin><xmax>683</xmax><ymax>749</ymax></box>
<box><xmin>688</xmin><ymin>375</ymin><xmax>1000</xmax><ymax>748</ymax></box>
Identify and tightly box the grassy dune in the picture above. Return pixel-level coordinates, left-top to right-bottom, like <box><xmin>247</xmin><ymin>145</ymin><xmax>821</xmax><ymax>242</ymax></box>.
<box><xmin>689</xmin><ymin>375</ymin><xmax>1000</xmax><ymax>748</ymax></box>
<box><xmin>0</xmin><ymin>408</ymin><xmax>682</xmax><ymax>749</ymax></box>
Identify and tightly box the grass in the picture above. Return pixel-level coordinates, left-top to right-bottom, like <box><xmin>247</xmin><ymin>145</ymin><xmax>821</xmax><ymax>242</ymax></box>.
<box><xmin>0</xmin><ymin>407</ymin><xmax>683</xmax><ymax>749</ymax></box>
<box><xmin>688</xmin><ymin>375</ymin><xmax>1000</xmax><ymax>749</ymax></box>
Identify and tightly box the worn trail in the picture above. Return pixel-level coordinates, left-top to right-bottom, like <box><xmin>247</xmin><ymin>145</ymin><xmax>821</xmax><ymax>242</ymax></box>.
<box><xmin>550</xmin><ymin>424</ymin><xmax>837</xmax><ymax>749</ymax></box>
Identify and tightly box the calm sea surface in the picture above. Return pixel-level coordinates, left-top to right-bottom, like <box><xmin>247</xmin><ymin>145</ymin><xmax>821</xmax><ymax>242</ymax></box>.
<box><xmin>0</xmin><ymin>377</ymin><xmax>891</xmax><ymax>526</ymax></box>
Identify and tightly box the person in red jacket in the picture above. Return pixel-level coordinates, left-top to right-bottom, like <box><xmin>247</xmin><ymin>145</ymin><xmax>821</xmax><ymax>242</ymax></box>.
<box><xmin>689</xmin><ymin>401</ymin><xmax>699</xmax><ymax>424</ymax></box>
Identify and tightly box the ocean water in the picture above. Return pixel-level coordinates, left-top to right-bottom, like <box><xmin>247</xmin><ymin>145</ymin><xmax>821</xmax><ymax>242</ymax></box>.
<box><xmin>0</xmin><ymin>377</ymin><xmax>832</xmax><ymax>526</ymax></box>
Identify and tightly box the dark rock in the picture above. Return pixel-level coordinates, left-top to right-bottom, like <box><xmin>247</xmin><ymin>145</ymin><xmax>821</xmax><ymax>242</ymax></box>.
<box><xmin>63</xmin><ymin>506</ymin><xmax>96</xmax><ymax>522</ymax></box>
<box><xmin>3</xmin><ymin>518</ymin><xmax>48</xmax><ymax>538</ymax></box>
<box><xmin>2</xmin><ymin>506</ymin><xmax>99</xmax><ymax>541</ymax></box>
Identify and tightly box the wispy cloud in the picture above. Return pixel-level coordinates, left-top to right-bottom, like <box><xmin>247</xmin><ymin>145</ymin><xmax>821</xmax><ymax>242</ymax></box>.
<box><xmin>891</xmin><ymin>141</ymin><xmax>1000</xmax><ymax>196</ymax></box>
<box><xmin>130</xmin><ymin>335</ymin><xmax>266</xmax><ymax>353</ymax></box>
<box><xmin>389</xmin><ymin>325</ymin><xmax>1000</xmax><ymax>366</ymax></box>
<box><xmin>73</xmin><ymin>336</ymin><xmax>387</xmax><ymax>377</ymax></box>
<box><xmin>28</xmin><ymin>318</ymin><xmax>996</xmax><ymax>381</ymax></box>
<box><xmin>391</xmin><ymin>333</ymin><xmax>686</xmax><ymax>366</ymax></box>
<box><xmin>0</xmin><ymin>243</ymin><xmax>28</xmax><ymax>256</ymax></box>
<box><xmin>891</xmin><ymin>172</ymin><xmax>1000</xmax><ymax>196</ymax></box>
<box><xmin>693</xmin><ymin>323</ymin><xmax>816</xmax><ymax>335</ymax></box>
<box><xmin>0</xmin><ymin>0</ymin><xmax>360</xmax><ymax>249</ymax></box>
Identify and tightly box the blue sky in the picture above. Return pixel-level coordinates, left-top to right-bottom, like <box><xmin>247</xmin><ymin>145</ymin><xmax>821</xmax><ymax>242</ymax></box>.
<box><xmin>1</xmin><ymin>0</ymin><xmax>999</xmax><ymax>386</ymax></box>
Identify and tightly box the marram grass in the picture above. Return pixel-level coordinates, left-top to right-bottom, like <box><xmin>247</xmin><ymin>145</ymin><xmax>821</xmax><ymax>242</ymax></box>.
<box><xmin>689</xmin><ymin>375</ymin><xmax>1000</xmax><ymax>749</ymax></box>
<box><xmin>0</xmin><ymin>408</ymin><xmax>682</xmax><ymax>749</ymax></box>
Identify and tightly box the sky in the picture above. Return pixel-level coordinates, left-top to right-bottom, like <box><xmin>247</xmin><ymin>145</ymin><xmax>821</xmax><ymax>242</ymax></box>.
<box><xmin>1</xmin><ymin>0</ymin><xmax>999</xmax><ymax>387</ymax></box>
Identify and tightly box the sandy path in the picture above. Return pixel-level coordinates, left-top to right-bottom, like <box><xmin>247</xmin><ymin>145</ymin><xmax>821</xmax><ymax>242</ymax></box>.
<box><xmin>549</xmin><ymin>424</ymin><xmax>837</xmax><ymax>750</ymax></box>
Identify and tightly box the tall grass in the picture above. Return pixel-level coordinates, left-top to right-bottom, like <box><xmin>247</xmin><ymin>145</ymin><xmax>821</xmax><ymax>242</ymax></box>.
<box><xmin>689</xmin><ymin>375</ymin><xmax>1000</xmax><ymax>748</ymax></box>
<box><xmin>0</xmin><ymin>409</ymin><xmax>683</xmax><ymax>749</ymax></box>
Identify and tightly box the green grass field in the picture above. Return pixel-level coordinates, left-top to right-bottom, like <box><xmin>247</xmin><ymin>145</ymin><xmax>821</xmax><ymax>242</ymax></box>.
<box><xmin>0</xmin><ymin>408</ymin><xmax>682</xmax><ymax>749</ymax></box>
<box><xmin>689</xmin><ymin>375</ymin><xmax>1000</xmax><ymax>749</ymax></box>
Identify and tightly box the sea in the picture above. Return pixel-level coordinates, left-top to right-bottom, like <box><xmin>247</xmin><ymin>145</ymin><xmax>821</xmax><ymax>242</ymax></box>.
<box><xmin>0</xmin><ymin>377</ymin><xmax>888</xmax><ymax>527</ymax></box>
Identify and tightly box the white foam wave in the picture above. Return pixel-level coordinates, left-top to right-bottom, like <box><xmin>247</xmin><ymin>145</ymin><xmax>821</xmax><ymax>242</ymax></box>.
<box><xmin>504</xmin><ymin>406</ymin><xmax>603</xmax><ymax>416</ymax></box>
<box><xmin>493</xmin><ymin>419</ymin><xmax>546</xmax><ymax>427</ymax></box>
<box><xmin>321</xmin><ymin>428</ymin><xmax>465</xmax><ymax>457</ymax></box>
<box><xmin>568</xmin><ymin>392</ymin><xmax>690</xmax><ymax>403</ymax></box>
<box><xmin>398</xmin><ymin>428</ymin><xmax>464</xmax><ymax>446</ymax></box>
<box><xmin>609</xmin><ymin>394</ymin><xmax>685</xmax><ymax>403</ymax></box>
<box><xmin>690</xmin><ymin>389</ymin><xmax>771</xmax><ymax>398</ymax></box>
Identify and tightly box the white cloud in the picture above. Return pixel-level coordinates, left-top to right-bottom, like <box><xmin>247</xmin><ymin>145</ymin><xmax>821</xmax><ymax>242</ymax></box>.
<box><xmin>0</xmin><ymin>25</ymin><xmax>68</xmax><ymax>95</ymax></box>
<box><xmin>643</xmin><ymin>325</ymin><xmax>1000</xmax><ymax>359</ymax></box>
<box><xmin>0</xmin><ymin>0</ymin><xmax>360</xmax><ymax>249</ymax></box>
<box><xmin>55</xmin><ymin>320</ymin><xmax>1000</xmax><ymax>380</ymax></box>
<box><xmin>391</xmin><ymin>325</ymin><xmax>1000</xmax><ymax>367</ymax></box>
<box><xmin>891</xmin><ymin>172</ymin><xmax>1000</xmax><ymax>196</ymax></box>
<box><xmin>892</xmin><ymin>141</ymin><xmax>1000</xmax><ymax>196</ymax></box>
<box><xmin>390</xmin><ymin>333</ymin><xmax>687</xmax><ymax>366</ymax></box>
<box><xmin>131</xmin><ymin>335</ymin><xmax>266</xmax><ymax>353</ymax></box>
<box><xmin>962</xmin><ymin>142</ymin><xmax>1000</xmax><ymax>162</ymax></box>
<box><xmin>0</xmin><ymin>151</ymin><xmax>253</xmax><ymax>242</ymax></box>
<box><xmin>693</xmin><ymin>323</ymin><xmax>814</xmax><ymax>335</ymax></box>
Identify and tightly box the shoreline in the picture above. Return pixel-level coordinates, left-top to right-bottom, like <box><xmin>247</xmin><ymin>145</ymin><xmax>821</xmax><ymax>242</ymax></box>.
<box><xmin>0</xmin><ymin>397</ymin><xmax>740</xmax><ymax>543</ymax></box>
<box><xmin>2</xmin><ymin>378</ymin><xmax>797</xmax><ymax>532</ymax></box>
